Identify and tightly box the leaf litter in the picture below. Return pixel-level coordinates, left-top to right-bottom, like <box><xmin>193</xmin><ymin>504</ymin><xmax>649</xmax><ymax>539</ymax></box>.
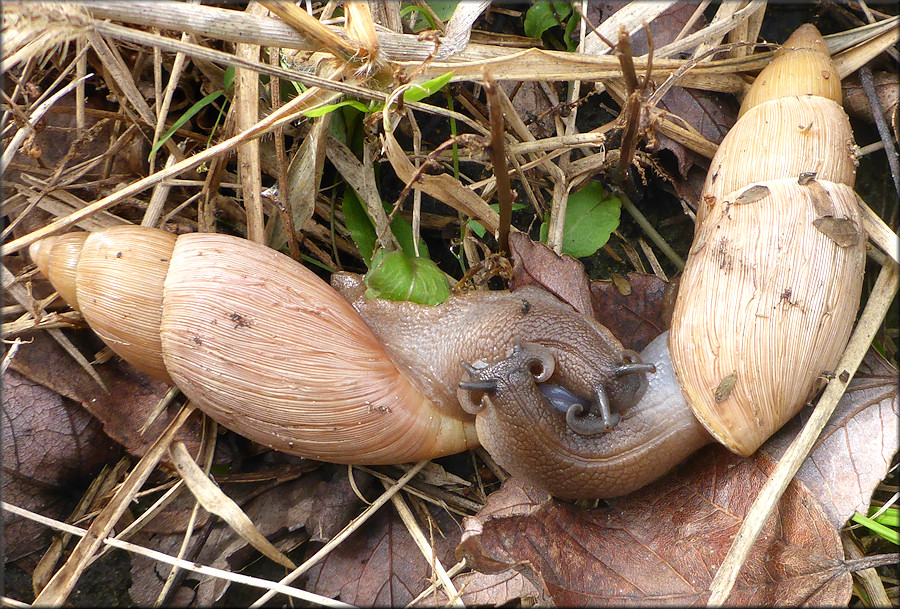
<box><xmin>1</xmin><ymin>1</ymin><xmax>897</xmax><ymax>607</ymax></box>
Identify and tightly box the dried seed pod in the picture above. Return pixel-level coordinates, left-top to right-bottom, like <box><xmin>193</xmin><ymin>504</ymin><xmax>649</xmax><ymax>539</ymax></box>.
<box><xmin>669</xmin><ymin>24</ymin><xmax>866</xmax><ymax>456</ymax></box>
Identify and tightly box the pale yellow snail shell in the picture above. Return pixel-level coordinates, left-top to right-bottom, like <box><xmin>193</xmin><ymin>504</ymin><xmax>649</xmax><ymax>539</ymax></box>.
<box><xmin>31</xmin><ymin>226</ymin><xmax>478</xmax><ymax>464</ymax></box>
<box><xmin>669</xmin><ymin>24</ymin><xmax>866</xmax><ymax>456</ymax></box>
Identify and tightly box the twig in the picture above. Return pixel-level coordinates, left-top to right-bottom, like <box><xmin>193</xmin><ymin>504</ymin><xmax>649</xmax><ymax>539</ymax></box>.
<box><xmin>383</xmin><ymin>480</ymin><xmax>464</xmax><ymax>607</ymax></box>
<box><xmin>483</xmin><ymin>73</ymin><xmax>511</xmax><ymax>255</ymax></box>
<box><xmin>619</xmin><ymin>193</ymin><xmax>684</xmax><ymax>270</ymax></box>
<box><xmin>859</xmin><ymin>66</ymin><xmax>900</xmax><ymax>200</ymax></box>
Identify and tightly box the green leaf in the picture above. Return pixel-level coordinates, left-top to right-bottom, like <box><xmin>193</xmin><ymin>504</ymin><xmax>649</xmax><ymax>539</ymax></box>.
<box><xmin>302</xmin><ymin>98</ymin><xmax>371</xmax><ymax>118</ymax></box>
<box><xmin>524</xmin><ymin>1</ymin><xmax>572</xmax><ymax>39</ymax></box>
<box><xmin>149</xmin><ymin>89</ymin><xmax>223</xmax><ymax>161</ymax></box>
<box><xmin>389</xmin><ymin>206</ymin><xmax>430</xmax><ymax>260</ymax></box>
<box><xmin>852</xmin><ymin>512</ymin><xmax>899</xmax><ymax>545</ymax></box>
<box><xmin>341</xmin><ymin>189</ymin><xmax>429</xmax><ymax>265</ymax></box>
<box><xmin>400</xmin><ymin>1</ymin><xmax>458</xmax><ymax>32</ymax></box>
<box><xmin>341</xmin><ymin>189</ymin><xmax>377</xmax><ymax>264</ymax></box>
<box><xmin>425</xmin><ymin>0</ymin><xmax>459</xmax><ymax>22</ymax></box>
<box><xmin>300</xmin><ymin>71</ymin><xmax>451</xmax><ymax>119</ymax></box>
<box><xmin>402</xmin><ymin>71</ymin><xmax>454</xmax><ymax>103</ymax></box>
<box><xmin>223</xmin><ymin>66</ymin><xmax>235</xmax><ymax>91</ymax></box>
<box><xmin>540</xmin><ymin>182</ymin><xmax>621</xmax><ymax>258</ymax></box>
<box><xmin>364</xmin><ymin>249</ymin><xmax>450</xmax><ymax>305</ymax></box>
<box><xmin>868</xmin><ymin>506</ymin><xmax>899</xmax><ymax>527</ymax></box>
<box><xmin>563</xmin><ymin>10</ymin><xmax>581</xmax><ymax>51</ymax></box>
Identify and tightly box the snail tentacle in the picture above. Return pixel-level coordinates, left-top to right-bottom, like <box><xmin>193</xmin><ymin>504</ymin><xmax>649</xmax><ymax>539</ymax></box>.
<box><xmin>615</xmin><ymin>349</ymin><xmax>657</xmax><ymax>377</ymax></box>
<box><xmin>571</xmin><ymin>384</ymin><xmax>618</xmax><ymax>435</ymax></box>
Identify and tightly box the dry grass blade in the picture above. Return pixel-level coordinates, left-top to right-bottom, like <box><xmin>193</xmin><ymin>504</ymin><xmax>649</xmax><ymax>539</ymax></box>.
<box><xmin>833</xmin><ymin>21</ymin><xmax>899</xmax><ymax>78</ymax></box>
<box><xmin>234</xmin><ymin>3</ymin><xmax>268</xmax><ymax>243</ymax></box>
<box><xmin>84</xmin><ymin>30</ymin><xmax>180</xmax><ymax>161</ymax></box>
<box><xmin>249</xmin><ymin>460</ymin><xmax>430</xmax><ymax>608</ymax></box>
<box><xmin>857</xmin><ymin>194</ymin><xmax>900</xmax><ymax>265</ymax></box>
<box><xmin>583</xmin><ymin>1</ymin><xmax>677</xmax><ymax>55</ymax></box>
<box><xmin>382</xmin><ymin>479</ymin><xmax>464</xmax><ymax>607</ymax></box>
<box><xmin>2</xmin><ymin>310</ymin><xmax>82</xmax><ymax>337</ymax></box>
<box><xmin>259</xmin><ymin>0</ymin><xmax>359</xmax><ymax>62</ymax></box>
<box><xmin>33</xmin><ymin>404</ymin><xmax>196</xmax><ymax>606</ymax></box>
<box><xmin>168</xmin><ymin>441</ymin><xmax>296</xmax><ymax>570</ymax></box>
<box><xmin>483</xmin><ymin>74</ymin><xmax>511</xmax><ymax>255</ymax></box>
<box><xmin>32</xmin><ymin>460</ymin><xmax>125</xmax><ymax>597</ymax></box>
<box><xmin>344</xmin><ymin>1</ymin><xmax>379</xmax><ymax>56</ymax></box>
<box><xmin>0</xmin><ymin>338</ymin><xmax>25</xmax><ymax>377</ymax></box>
<box><xmin>1</xmin><ymin>2</ymin><xmax>91</xmax><ymax>72</ymax></box>
<box><xmin>1</xmin><ymin>501</ymin><xmax>353</xmax><ymax>608</ymax></box>
<box><xmin>842</xmin><ymin>534</ymin><xmax>892</xmax><ymax>607</ymax></box>
<box><xmin>440</xmin><ymin>0</ymin><xmax>490</xmax><ymax>57</ymax></box>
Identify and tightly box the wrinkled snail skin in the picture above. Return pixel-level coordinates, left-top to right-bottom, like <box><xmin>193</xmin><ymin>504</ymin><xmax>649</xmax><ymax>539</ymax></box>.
<box><xmin>332</xmin><ymin>273</ymin><xmax>646</xmax><ymax>429</ymax></box>
<box><xmin>30</xmin><ymin>225</ymin><xmax>643</xmax><ymax>469</ymax></box>
<box><xmin>458</xmin><ymin>332</ymin><xmax>712</xmax><ymax>500</ymax></box>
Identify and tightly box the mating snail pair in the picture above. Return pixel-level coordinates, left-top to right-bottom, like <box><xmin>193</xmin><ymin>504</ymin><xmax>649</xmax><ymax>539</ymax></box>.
<box><xmin>28</xmin><ymin>25</ymin><xmax>865</xmax><ymax>499</ymax></box>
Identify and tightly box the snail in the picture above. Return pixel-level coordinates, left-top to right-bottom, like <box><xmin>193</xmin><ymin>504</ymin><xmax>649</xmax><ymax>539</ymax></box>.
<box><xmin>28</xmin><ymin>225</ymin><xmax>652</xmax><ymax>470</ymax></box>
<box><xmin>26</xmin><ymin>25</ymin><xmax>865</xmax><ymax>499</ymax></box>
<box><xmin>458</xmin><ymin>23</ymin><xmax>864</xmax><ymax>497</ymax></box>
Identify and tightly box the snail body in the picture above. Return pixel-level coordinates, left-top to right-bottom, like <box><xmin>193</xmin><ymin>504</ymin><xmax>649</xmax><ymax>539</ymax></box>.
<box><xmin>458</xmin><ymin>332</ymin><xmax>712</xmax><ymax>498</ymax></box>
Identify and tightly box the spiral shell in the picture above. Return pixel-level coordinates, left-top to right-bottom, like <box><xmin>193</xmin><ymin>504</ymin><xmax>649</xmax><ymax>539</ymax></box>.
<box><xmin>31</xmin><ymin>226</ymin><xmax>477</xmax><ymax>464</ymax></box>
<box><xmin>668</xmin><ymin>24</ymin><xmax>866</xmax><ymax>456</ymax></box>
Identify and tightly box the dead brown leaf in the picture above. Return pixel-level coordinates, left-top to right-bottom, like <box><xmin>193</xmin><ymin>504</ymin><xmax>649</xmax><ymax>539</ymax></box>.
<box><xmin>509</xmin><ymin>234</ymin><xmax>672</xmax><ymax>352</ymax></box>
<box><xmin>508</xmin><ymin>231</ymin><xmax>593</xmax><ymax>317</ymax></box>
<box><xmin>1</xmin><ymin>369</ymin><xmax>118</xmax><ymax>562</ymax></box>
<box><xmin>457</xmin><ymin>347</ymin><xmax>897</xmax><ymax>605</ymax></box>
<box><xmin>420</xmin><ymin>569</ymin><xmax>548</xmax><ymax>607</ymax></box>
<box><xmin>7</xmin><ymin>331</ymin><xmax>208</xmax><ymax>460</ymax></box>
<box><xmin>305</xmin><ymin>499</ymin><xmax>460</xmax><ymax>607</ymax></box>
<box><xmin>589</xmin><ymin>271</ymin><xmax>672</xmax><ymax>351</ymax></box>
<box><xmin>761</xmin><ymin>349</ymin><xmax>900</xmax><ymax>529</ymax></box>
<box><xmin>459</xmin><ymin>454</ymin><xmax>848</xmax><ymax>606</ymax></box>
